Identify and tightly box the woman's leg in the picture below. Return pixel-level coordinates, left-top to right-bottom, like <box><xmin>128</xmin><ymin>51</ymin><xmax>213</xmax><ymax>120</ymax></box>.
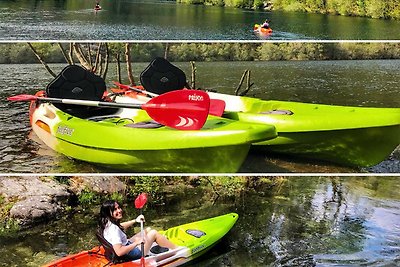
<box><xmin>143</xmin><ymin>229</ymin><xmax>177</xmax><ymax>255</ymax></box>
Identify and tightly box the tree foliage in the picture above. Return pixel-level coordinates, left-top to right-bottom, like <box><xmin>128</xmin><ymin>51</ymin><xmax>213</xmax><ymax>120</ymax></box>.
<box><xmin>1</xmin><ymin>42</ymin><xmax>400</xmax><ymax>65</ymax></box>
<box><xmin>272</xmin><ymin>0</ymin><xmax>400</xmax><ymax>19</ymax></box>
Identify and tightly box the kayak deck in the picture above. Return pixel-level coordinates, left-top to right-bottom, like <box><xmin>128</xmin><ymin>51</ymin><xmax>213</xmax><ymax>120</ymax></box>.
<box><xmin>209</xmin><ymin>92</ymin><xmax>400</xmax><ymax>167</ymax></box>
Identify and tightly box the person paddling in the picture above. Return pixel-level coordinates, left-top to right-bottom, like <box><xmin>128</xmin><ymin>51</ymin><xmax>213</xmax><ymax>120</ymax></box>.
<box><xmin>261</xmin><ymin>19</ymin><xmax>271</xmax><ymax>29</ymax></box>
<box><xmin>95</xmin><ymin>0</ymin><xmax>101</xmax><ymax>10</ymax></box>
<box><xmin>98</xmin><ymin>200</ymin><xmax>177</xmax><ymax>260</ymax></box>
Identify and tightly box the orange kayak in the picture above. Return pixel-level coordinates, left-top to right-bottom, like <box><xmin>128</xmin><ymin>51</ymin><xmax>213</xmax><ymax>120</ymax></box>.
<box><xmin>43</xmin><ymin>213</ymin><xmax>239</xmax><ymax>267</ymax></box>
<box><xmin>254</xmin><ymin>24</ymin><xmax>273</xmax><ymax>34</ymax></box>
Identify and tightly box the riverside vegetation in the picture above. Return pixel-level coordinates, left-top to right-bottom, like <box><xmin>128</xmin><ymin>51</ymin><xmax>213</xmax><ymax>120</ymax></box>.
<box><xmin>1</xmin><ymin>42</ymin><xmax>400</xmax><ymax>64</ymax></box>
<box><xmin>178</xmin><ymin>0</ymin><xmax>400</xmax><ymax>20</ymax></box>
<box><xmin>0</xmin><ymin>176</ymin><xmax>281</xmax><ymax>233</ymax></box>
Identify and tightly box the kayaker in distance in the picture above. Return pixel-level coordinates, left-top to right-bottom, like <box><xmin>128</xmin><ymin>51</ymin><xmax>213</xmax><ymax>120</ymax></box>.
<box><xmin>261</xmin><ymin>19</ymin><xmax>271</xmax><ymax>29</ymax></box>
<box><xmin>98</xmin><ymin>200</ymin><xmax>177</xmax><ymax>260</ymax></box>
<box><xmin>95</xmin><ymin>0</ymin><xmax>101</xmax><ymax>10</ymax></box>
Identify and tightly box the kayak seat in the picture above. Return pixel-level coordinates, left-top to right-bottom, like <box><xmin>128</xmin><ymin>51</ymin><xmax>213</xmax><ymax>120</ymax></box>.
<box><xmin>140</xmin><ymin>57</ymin><xmax>187</xmax><ymax>95</ymax></box>
<box><xmin>47</xmin><ymin>65</ymin><xmax>117</xmax><ymax>118</ymax></box>
<box><xmin>95</xmin><ymin>229</ymin><xmax>137</xmax><ymax>264</ymax></box>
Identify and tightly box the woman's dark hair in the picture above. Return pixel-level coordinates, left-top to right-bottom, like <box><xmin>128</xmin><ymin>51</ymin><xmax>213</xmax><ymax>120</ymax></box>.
<box><xmin>98</xmin><ymin>200</ymin><xmax>124</xmax><ymax>232</ymax></box>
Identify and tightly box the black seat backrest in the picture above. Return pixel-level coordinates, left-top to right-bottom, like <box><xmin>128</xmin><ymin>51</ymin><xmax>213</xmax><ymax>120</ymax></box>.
<box><xmin>95</xmin><ymin>229</ymin><xmax>135</xmax><ymax>264</ymax></box>
<box><xmin>140</xmin><ymin>57</ymin><xmax>187</xmax><ymax>95</ymax></box>
<box><xmin>46</xmin><ymin>65</ymin><xmax>116</xmax><ymax>118</ymax></box>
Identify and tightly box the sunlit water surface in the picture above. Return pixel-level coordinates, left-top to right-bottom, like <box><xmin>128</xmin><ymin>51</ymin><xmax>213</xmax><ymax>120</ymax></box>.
<box><xmin>1</xmin><ymin>0</ymin><xmax>400</xmax><ymax>40</ymax></box>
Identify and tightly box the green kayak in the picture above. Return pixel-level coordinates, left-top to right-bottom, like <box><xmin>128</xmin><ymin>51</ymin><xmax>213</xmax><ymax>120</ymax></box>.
<box><xmin>209</xmin><ymin>92</ymin><xmax>400</xmax><ymax>167</ymax></box>
<box><xmin>43</xmin><ymin>213</ymin><xmax>239</xmax><ymax>267</ymax></box>
<box><xmin>29</xmin><ymin>92</ymin><xmax>277</xmax><ymax>173</ymax></box>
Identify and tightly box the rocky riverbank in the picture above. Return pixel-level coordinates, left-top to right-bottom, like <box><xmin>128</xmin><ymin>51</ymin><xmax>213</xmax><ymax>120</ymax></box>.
<box><xmin>0</xmin><ymin>176</ymin><xmax>126</xmax><ymax>227</ymax></box>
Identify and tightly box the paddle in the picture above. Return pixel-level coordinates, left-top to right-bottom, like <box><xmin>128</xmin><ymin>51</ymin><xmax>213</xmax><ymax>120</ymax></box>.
<box><xmin>113</xmin><ymin>81</ymin><xmax>226</xmax><ymax>117</ymax></box>
<box><xmin>134</xmin><ymin>193</ymin><xmax>148</xmax><ymax>267</ymax></box>
<box><xmin>8</xmin><ymin>90</ymin><xmax>210</xmax><ymax>131</ymax></box>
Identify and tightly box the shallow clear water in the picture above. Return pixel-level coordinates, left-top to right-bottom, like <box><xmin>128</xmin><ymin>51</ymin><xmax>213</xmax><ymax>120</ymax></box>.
<box><xmin>0</xmin><ymin>60</ymin><xmax>399</xmax><ymax>173</ymax></box>
<box><xmin>1</xmin><ymin>0</ymin><xmax>400</xmax><ymax>40</ymax></box>
<box><xmin>0</xmin><ymin>176</ymin><xmax>399</xmax><ymax>266</ymax></box>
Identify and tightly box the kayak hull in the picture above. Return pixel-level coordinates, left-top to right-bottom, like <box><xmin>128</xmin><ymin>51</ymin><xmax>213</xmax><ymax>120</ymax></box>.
<box><xmin>209</xmin><ymin>92</ymin><xmax>400</xmax><ymax>167</ymax></box>
<box><xmin>43</xmin><ymin>213</ymin><xmax>239</xmax><ymax>267</ymax></box>
<box><xmin>30</xmin><ymin>93</ymin><xmax>277</xmax><ymax>173</ymax></box>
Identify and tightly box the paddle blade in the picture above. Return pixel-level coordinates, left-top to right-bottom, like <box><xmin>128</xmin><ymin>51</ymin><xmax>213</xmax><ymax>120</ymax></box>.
<box><xmin>7</xmin><ymin>94</ymin><xmax>38</xmax><ymax>102</ymax></box>
<box><xmin>135</xmin><ymin>193</ymin><xmax>148</xmax><ymax>209</ymax></box>
<box><xmin>142</xmin><ymin>90</ymin><xmax>210</xmax><ymax>130</ymax></box>
<box><xmin>209</xmin><ymin>99</ymin><xmax>225</xmax><ymax>116</ymax></box>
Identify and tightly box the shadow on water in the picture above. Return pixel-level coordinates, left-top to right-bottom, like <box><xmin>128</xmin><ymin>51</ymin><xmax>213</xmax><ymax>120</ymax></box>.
<box><xmin>1</xmin><ymin>177</ymin><xmax>400</xmax><ymax>266</ymax></box>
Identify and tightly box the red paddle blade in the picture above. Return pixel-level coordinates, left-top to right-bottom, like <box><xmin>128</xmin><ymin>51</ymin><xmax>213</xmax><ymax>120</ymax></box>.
<box><xmin>209</xmin><ymin>99</ymin><xmax>225</xmax><ymax>117</ymax></box>
<box><xmin>7</xmin><ymin>94</ymin><xmax>39</xmax><ymax>101</ymax></box>
<box><xmin>143</xmin><ymin>90</ymin><xmax>210</xmax><ymax>131</ymax></box>
<box><xmin>135</xmin><ymin>193</ymin><xmax>148</xmax><ymax>209</ymax></box>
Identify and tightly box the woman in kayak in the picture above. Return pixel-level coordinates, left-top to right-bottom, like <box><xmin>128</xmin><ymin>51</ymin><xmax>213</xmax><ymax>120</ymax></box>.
<box><xmin>94</xmin><ymin>0</ymin><xmax>101</xmax><ymax>10</ymax></box>
<box><xmin>98</xmin><ymin>200</ymin><xmax>177</xmax><ymax>260</ymax></box>
<box><xmin>261</xmin><ymin>19</ymin><xmax>271</xmax><ymax>29</ymax></box>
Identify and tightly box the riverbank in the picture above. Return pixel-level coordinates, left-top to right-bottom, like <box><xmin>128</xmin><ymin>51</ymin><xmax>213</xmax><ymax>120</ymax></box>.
<box><xmin>0</xmin><ymin>175</ymin><xmax>273</xmax><ymax>231</ymax></box>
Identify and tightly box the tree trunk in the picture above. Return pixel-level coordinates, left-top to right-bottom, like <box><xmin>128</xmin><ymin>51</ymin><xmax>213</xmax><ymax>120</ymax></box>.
<box><xmin>102</xmin><ymin>43</ymin><xmax>109</xmax><ymax>80</ymax></box>
<box><xmin>93</xmin><ymin>43</ymin><xmax>103</xmax><ymax>73</ymax></box>
<box><xmin>116</xmin><ymin>52</ymin><xmax>121</xmax><ymax>83</ymax></box>
<box><xmin>190</xmin><ymin>61</ymin><xmax>196</xmax><ymax>89</ymax></box>
<box><xmin>27</xmin><ymin>43</ymin><xmax>57</xmax><ymax>77</ymax></box>
<box><xmin>68</xmin><ymin>43</ymin><xmax>74</xmax><ymax>65</ymax></box>
<box><xmin>57</xmin><ymin>43</ymin><xmax>72</xmax><ymax>65</ymax></box>
<box><xmin>125</xmin><ymin>43</ymin><xmax>135</xmax><ymax>85</ymax></box>
<box><xmin>164</xmin><ymin>43</ymin><xmax>170</xmax><ymax>59</ymax></box>
<box><xmin>73</xmin><ymin>43</ymin><xmax>91</xmax><ymax>70</ymax></box>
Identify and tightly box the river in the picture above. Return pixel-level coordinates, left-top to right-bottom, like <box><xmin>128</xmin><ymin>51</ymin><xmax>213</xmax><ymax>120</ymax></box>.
<box><xmin>1</xmin><ymin>0</ymin><xmax>400</xmax><ymax>40</ymax></box>
<box><xmin>0</xmin><ymin>176</ymin><xmax>399</xmax><ymax>266</ymax></box>
<box><xmin>0</xmin><ymin>60</ymin><xmax>399</xmax><ymax>174</ymax></box>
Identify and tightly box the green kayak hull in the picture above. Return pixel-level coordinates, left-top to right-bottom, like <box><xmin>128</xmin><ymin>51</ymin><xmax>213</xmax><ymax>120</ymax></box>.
<box><xmin>30</xmin><ymin>101</ymin><xmax>277</xmax><ymax>172</ymax></box>
<box><xmin>44</xmin><ymin>213</ymin><xmax>238</xmax><ymax>267</ymax></box>
<box><xmin>210</xmin><ymin>92</ymin><xmax>400</xmax><ymax>167</ymax></box>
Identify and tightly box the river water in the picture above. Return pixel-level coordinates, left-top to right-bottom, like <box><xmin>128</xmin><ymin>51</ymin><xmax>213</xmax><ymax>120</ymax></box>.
<box><xmin>0</xmin><ymin>176</ymin><xmax>399</xmax><ymax>266</ymax></box>
<box><xmin>0</xmin><ymin>60</ymin><xmax>399</xmax><ymax>174</ymax></box>
<box><xmin>1</xmin><ymin>0</ymin><xmax>400</xmax><ymax>40</ymax></box>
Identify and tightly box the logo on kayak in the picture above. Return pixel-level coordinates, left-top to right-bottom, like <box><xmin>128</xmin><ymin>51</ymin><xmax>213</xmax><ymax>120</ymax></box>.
<box><xmin>160</xmin><ymin>76</ymin><xmax>169</xmax><ymax>83</ymax></box>
<box><xmin>176</xmin><ymin>116</ymin><xmax>197</xmax><ymax>128</ymax></box>
<box><xmin>188</xmin><ymin>94</ymin><xmax>204</xmax><ymax>102</ymax></box>
<box><xmin>57</xmin><ymin>125</ymin><xmax>74</xmax><ymax>136</ymax></box>
<box><xmin>192</xmin><ymin>245</ymin><xmax>205</xmax><ymax>254</ymax></box>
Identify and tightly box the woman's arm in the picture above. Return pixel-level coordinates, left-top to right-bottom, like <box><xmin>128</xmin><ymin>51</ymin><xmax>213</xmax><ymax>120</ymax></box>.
<box><xmin>121</xmin><ymin>215</ymin><xmax>144</xmax><ymax>231</ymax></box>
<box><xmin>120</xmin><ymin>219</ymin><xmax>135</xmax><ymax>230</ymax></box>
<box><xmin>112</xmin><ymin>238</ymin><xmax>141</xmax><ymax>257</ymax></box>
